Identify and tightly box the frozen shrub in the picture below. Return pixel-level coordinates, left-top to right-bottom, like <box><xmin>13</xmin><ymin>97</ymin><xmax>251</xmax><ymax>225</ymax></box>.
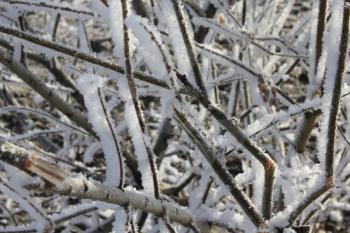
<box><xmin>0</xmin><ymin>0</ymin><xmax>349</xmax><ymax>232</ymax></box>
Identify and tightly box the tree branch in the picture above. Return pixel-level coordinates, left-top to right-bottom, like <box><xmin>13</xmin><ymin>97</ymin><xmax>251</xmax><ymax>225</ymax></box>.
<box><xmin>174</xmin><ymin>108</ymin><xmax>267</xmax><ymax>228</ymax></box>
<box><xmin>0</xmin><ymin>25</ymin><xmax>168</xmax><ymax>89</ymax></box>
<box><xmin>287</xmin><ymin>0</ymin><xmax>350</xmax><ymax>225</ymax></box>
<box><xmin>0</xmin><ymin>142</ymin><xmax>213</xmax><ymax>231</ymax></box>
<box><xmin>171</xmin><ymin>0</ymin><xmax>207</xmax><ymax>92</ymax></box>
<box><xmin>0</xmin><ymin>51</ymin><xmax>95</xmax><ymax>136</ymax></box>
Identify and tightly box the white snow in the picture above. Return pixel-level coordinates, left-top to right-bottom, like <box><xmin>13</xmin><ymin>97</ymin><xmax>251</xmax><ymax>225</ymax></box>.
<box><xmin>112</xmin><ymin>208</ymin><xmax>128</xmax><ymax>233</ymax></box>
<box><xmin>0</xmin><ymin>179</ymin><xmax>48</xmax><ymax>233</ymax></box>
<box><xmin>77</xmin><ymin>74</ymin><xmax>123</xmax><ymax>187</ymax></box>
<box><xmin>317</xmin><ymin>0</ymin><xmax>345</xmax><ymax>171</ymax></box>
<box><xmin>160</xmin><ymin>0</ymin><xmax>195</xmax><ymax>85</ymax></box>
<box><xmin>117</xmin><ymin>78</ymin><xmax>154</xmax><ymax>195</ymax></box>
<box><xmin>329</xmin><ymin>210</ymin><xmax>343</xmax><ymax>223</ymax></box>
<box><xmin>126</xmin><ymin>15</ymin><xmax>168</xmax><ymax>79</ymax></box>
<box><xmin>108</xmin><ymin>0</ymin><xmax>125</xmax><ymax>61</ymax></box>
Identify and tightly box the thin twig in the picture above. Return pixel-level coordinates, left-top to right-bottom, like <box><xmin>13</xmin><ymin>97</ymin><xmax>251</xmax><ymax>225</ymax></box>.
<box><xmin>121</xmin><ymin>0</ymin><xmax>160</xmax><ymax>199</ymax></box>
<box><xmin>171</xmin><ymin>0</ymin><xmax>207</xmax><ymax>92</ymax></box>
<box><xmin>0</xmin><ymin>0</ymin><xmax>95</xmax><ymax>17</ymax></box>
<box><xmin>0</xmin><ymin>25</ymin><xmax>168</xmax><ymax>89</ymax></box>
<box><xmin>0</xmin><ymin>51</ymin><xmax>95</xmax><ymax>136</ymax></box>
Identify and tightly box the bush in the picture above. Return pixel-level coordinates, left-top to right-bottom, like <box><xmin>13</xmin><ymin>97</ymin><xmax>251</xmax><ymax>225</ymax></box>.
<box><xmin>0</xmin><ymin>0</ymin><xmax>349</xmax><ymax>232</ymax></box>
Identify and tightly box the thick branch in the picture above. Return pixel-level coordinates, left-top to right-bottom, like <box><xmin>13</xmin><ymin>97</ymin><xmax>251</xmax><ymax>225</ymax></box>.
<box><xmin>0</xmin><ymin>142</ymin><xmax>209</xmax><ymax>230</ymax></box>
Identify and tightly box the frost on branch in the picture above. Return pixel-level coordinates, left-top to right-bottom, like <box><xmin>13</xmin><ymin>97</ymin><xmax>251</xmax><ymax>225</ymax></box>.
<box><xmin>0</xmin><ymin>0</ymin><xmax>350</xmax><ymax>233</ymax></box>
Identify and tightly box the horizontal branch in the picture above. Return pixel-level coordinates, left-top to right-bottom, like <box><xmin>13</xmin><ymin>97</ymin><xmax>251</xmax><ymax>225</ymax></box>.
<box><xmin>0</xmin><ymin>0</ymin><xmax>95</xmax><ymax>17</ymax></box>
<box><xmin>0</xmin><ymin>25</ymin><xmax>168</xmax><ymax>89</ymax></box>
<box><xmin>193</xmin><ymin>18</ymin><xmax>306</xmax><ymax>59</ymax></box>
<box><xmin>0</xmin><ymin>142</ymin><xmax>212</xmax><ymax>230</ymax></box>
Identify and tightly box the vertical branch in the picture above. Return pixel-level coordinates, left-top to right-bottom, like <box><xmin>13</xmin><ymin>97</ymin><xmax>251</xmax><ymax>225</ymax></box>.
<box><xmin>210</xmin><ymin>62</ymin><xmax>220</xmax><ymax>105</ymax></box>
<box><xmin>262</xmin><ymin>159</ymin><xmax>274</xmax><ymax>220</ymax></box>
<box><xmin>120</xmin><ymin>4</ymin><xmax>176</xmax><ymax>232</ymax></box>
<box><xmin>97</xmin><ymin>88</ymin><xmax>124</xmax><ymax>189</ymax></box>
<box><xmin>242</xmin><ymin>0</ymin><xmax>247</xmax><ymax>26</ymax></box>
<box><xmin>171</xmin><ymin>0</ymin><xmax>207</xmax><ymax>93</ymax></box>
<box><xmin>288</xmin><ymin>0</ymin><xmax>350</xmax><ymax>225</ymax></box>
<box><xmin>314</xmin><ymin>0</ymin><xmax>328</xmax><ymax>76</ymax></box>
<box><xmin>120</xmin><ymin>0</ymin><xmax>160</xmax><ymax>198</ymax></box>
<box><xmin>323</xmin><ymin>2</ymin><xmax>349</xmax><ymax>180</ymax></box>
<box><xmin>295</xmin><ymin>111</ymin><xmax>321</xmax><ymax>153</ymax></box>
<box><xmin>230</xmin><ymin>81</ymin><xmax>241</xmax><ymax>117</ymax></box>
<box><xmin>16</xmin><ymin>13</ymin><xmax>26</xmax><ymax>64</ymax></box>
<box><xmin>295</xmin><ymin>0</ymin><xmax>328</xmax><ymax>153</ymax></box>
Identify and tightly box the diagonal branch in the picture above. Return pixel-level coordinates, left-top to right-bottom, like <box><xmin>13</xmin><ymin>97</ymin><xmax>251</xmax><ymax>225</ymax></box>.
<box><xmin>188</xmin><ymin>87</ymin><xmax>276</xmax><ymax>219</ymax></box>
<box><xmin>136</xmin><ymin>17</ymin><xmax>276</xmax><ymax>220</ymax></box>
<box><xmin>171</xmin><ymin>0</ymin><xmax>207</xmax><ymax>92</ymax></box>
<box><xmin>0</xmin><ymin>25</ymin><xmax>168</xmax><ymax>89</ymax></box>
<box><xmin>0</xmin><ymin>19</ymin><xmax>277</xmax><ymax>221</ymax></box>
<box><xmin>0</xmin><ymin>38</ymin><xmax>84</xmax><ymax>105</ymax></box>
<box><xmin>174</xmin><ymin>107</ymin><xmax>267</xmax><ymax>228</ymax></box>
<box><xmin>0</xmin><ymin>51</ymin><xmax>95</xmax><ymax>136</ymax></box>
